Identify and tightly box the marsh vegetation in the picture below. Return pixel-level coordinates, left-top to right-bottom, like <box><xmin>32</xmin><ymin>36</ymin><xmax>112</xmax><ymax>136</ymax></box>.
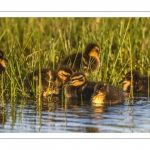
<box><xmin>0</xmin><ymin>18</ymin><xmax>149</xmax><ymax>100</ymax></box>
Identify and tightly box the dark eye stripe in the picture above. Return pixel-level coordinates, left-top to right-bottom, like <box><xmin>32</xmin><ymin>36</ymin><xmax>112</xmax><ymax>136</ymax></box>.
<box><xmin>72</xmin><ymin>77</ymin><xmax>84</xmax><ymax>81</ymax></box>
<box><xmin>63</xmin><ymin>74</ymin><xmax>70</xmax><ymax>77</ymax></box>
<box><xmin>72</xmin><ymin>79</ymin><xmax>78</xmax><ymax>82</ymax></box>
<box><xmin>95</xmin><ymin>49</ymin><xmax>99</xmax><ymax>52</ymax></box>
<box><xmin>60</xmin><ymin>73</ymin><xmax>70</xmax><ymax>77</ymax></box>
<box><xmin>78</xmin><ymin>78</ymin><xmax>84</xmax><ymax>81</ymax></box>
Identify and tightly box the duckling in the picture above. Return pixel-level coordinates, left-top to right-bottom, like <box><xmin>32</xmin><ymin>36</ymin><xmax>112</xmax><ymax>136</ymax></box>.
<box><xmin>91</xmin><ymin>82</ymin><xmax>125</xmax><ymax>105</ymax></box>
<box><xmin>0</xmin><ymin>50</ymin><xmax>7</xmax><ymax>74</ymax></box>
<box><xmin>61</xmin><ymin>43</ymin><xmax>100</xmax><ymax>76</ymax></box>
<box><xmin>24</xmin><ymin>66</ymin><xmax>72</xmax><ymax>98</ymax></box>
<box><xmin>119</xmin><ymin>70</ymin><xmax>150</xmax><ymax>94</ymax></box>
<box><xmin>64</xmin><ymin>72</ymin><xmax>96</xmax><ymax>100</ymax></box>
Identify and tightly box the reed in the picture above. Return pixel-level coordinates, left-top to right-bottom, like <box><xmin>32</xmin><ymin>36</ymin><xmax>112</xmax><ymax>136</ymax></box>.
<box><xmin>0</xmin><ymin>18</ymin><xmax>149</xmax><ymax>100</ymax></box>
<box><xmin>148</xmin><ymin>69</ymin><xmax>150</xmax><ymax>100</ymax></box>
<box><xmin>128</xmin><ymin>35</ymin><xmax>134</xmax><ymax>103</ymax></box>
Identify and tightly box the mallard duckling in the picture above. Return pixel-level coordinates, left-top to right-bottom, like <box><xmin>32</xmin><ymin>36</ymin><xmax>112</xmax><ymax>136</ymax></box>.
<box><xmin>64</xmin><ymin>72</ymin><xmax>96</xmax><ymax>100</ymax></box>
<box><xmin>24</xmin><ymin>66</ymin><xmax>72</xmax><ymax>98</ymax></box>
<box><xmin>119</xmin><ymin>70</ymin><xmax>149</xmax><ymax>94</ymax></box>
<box><xmin>0</xmin><ymin>50</ymin><xmax>7</xmax><ymax>74</ymax></box>
<box><xmin>61</xmin><ymin>43</ymin><xmax>100</xmax><ymax>76</ymax></box>
<box><xmin>91</xmin><ymin>82</ymin><xmax>125</xmax><ymax>105</ymax></box>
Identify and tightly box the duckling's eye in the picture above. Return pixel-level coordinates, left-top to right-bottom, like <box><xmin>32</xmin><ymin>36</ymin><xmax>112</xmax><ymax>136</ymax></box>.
<box><xmin>126</xmin><ymin>77</ymin><xmax>131</xmax><ymax>80</ymax></box>
<box><xmin>59</xmin><ymin>72</ymin><xmax>70</xmax><ymax>78</ymax></box>
<box><xmin>95</xmin><ymin>90</ymin><xmax>99</xmax><ymax>93</ymax></box>
<box><xmin>71</xmin><ymin>79</ymin><xmax>75</xmax><ymax>82</ymax></box>
<box><xmin>99</xmin><ymin>87</ymin><xmax>103</xmax><ymax>90</ymax></box>
<box><xmin>62</xmin><ymin>74</ymin><xmax>69</xmax><ymax>77</ymax></box>
<box><xmin>79</xmin><ymin>79</ymin><xmax>83</xmax><ymax>82</ymax></box>
<box><xmin>78</xmin><ymin>78</ymin><xmax>84</xmax><ymax>81</ymax></box>
<box><xmin>95</xmin><ymin>49</ymin><xmax>99</xmax><ymax>53</ymax></box>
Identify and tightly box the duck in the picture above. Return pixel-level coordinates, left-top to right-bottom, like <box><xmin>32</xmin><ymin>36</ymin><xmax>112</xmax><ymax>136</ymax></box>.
<box><xmin>119</xmin><ymin>70</ymin><xmax>150</xmax><ymax>94</ymax></box>
<box><xmin>0</xmin><ymin>50</ymin><xmax>7</xmax><ymax>74</ymax></box>
<box><xmin>91</xmin><ymin>82</ymin><xmax>125</xmax><ymax>105</ymax></box>
<box><xmin>64</xmin><ymin>72</ymin><xmax>96</xmax><ymax>101</ymax></box>
<box><xmin>61</xmin><ymin>43</ymin><xmax>100</xmax><ymax>76</ymax></box>
<box><xmin>24</xmin><ymin>66</ymin><xmax>72</xmax><ymax>98</ymax></box>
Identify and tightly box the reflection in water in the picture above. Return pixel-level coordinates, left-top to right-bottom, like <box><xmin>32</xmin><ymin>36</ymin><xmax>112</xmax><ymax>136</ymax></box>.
<box><xmin>0</xmin><ymin>96</ymin><xmax>150</xmax><ymax>133</ymax></box>
<box><xmin>0</xmin><ymin>107</ymin><xmax>6</xmax><ymax>131</ymax></box>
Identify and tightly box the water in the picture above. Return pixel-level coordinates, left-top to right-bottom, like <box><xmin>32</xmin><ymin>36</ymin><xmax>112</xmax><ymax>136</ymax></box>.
<box><xmin>0</xmin><ymin>96</ymin><xmax>150</xmax><ymax>133</ymax></box>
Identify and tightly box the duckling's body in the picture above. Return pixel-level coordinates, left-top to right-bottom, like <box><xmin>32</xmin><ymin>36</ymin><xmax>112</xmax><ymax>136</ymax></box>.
<box><xmin>91</xmin><ymin>82</ymin><xmax>125</xmax><ymax>105</ymax></box>
<box><xmin>0</xmin><ymin>50</ymin><xmax>7</xmax><ymax>74</ymax></box>
<box><xmin>24</xmin><ymin>66</ymin><xmax>72</xmax><ymax>98</ymax></box>
<box><xmin>64</xmin><ymin>72</ymin><xmax>96</xmax><ymax>100</ymax></box>
<box><xmin>61</xmin><ymin>43</ymin><xmax>100</xmax><ymax>76</ymax></box>
<box><xmin>119</xmin><ymin>70</ymin><xmax>150</xmax><ymax>94</ymax></box>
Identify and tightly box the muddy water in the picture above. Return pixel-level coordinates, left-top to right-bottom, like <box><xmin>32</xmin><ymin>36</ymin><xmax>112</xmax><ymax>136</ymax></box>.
<box><xmin>0</xmin><ymin>96</ymin><xmax>150</xmax><ymax>133</ymax></box>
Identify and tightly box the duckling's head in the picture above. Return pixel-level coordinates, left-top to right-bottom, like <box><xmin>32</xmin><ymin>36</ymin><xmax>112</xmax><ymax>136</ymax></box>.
<box><xmin>119</xmin><ymin>70</ymin><xmax>140</xmax><ymax>91</ymax></box>
<box><xmin>0</xmin><ymin>50</ymin><xmax>7</xmax><ymax>74</ymax></box>
<box><xmin>125</xmin><ymin>70</ymin><xmax>140</xmax><ymax>80</ymax></box>
<box><xmin>68</xmin><ymin>72</ymin><xmax>86</xmax><ymax>87</ymax></box>
<box><xmin>91</xmin><ymin>82</ymin><xmax>108</xmax><ymax>104</ymax></box>
<box><xmin>57</xmin><ymin>66</ymin><xmax>72</xmax><ymax>82</ymax></box>
<box><xmin>84</xmin><ymin>43</ymin><xmax>100</xmax><ymax>58</ymax></box>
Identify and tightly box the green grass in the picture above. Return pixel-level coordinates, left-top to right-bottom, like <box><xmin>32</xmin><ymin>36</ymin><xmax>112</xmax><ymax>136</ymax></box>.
<box><xmin>0</xmin><ymin>17</ymin><xmax>150</xmax><ymax>100</ymax></box>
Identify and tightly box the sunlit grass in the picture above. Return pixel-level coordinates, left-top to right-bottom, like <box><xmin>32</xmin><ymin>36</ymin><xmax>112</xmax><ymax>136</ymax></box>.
<box><xmin>0</xmin><ymin>17</ymin><xmax>150</xmax><ymax>100</ymax></box>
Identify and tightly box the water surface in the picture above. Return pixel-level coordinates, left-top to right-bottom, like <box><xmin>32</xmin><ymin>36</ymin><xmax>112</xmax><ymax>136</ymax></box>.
<box><xmin>0</xmin><ymin>96</ymin><xmax>150</xmax><ymax>133</ymax></box>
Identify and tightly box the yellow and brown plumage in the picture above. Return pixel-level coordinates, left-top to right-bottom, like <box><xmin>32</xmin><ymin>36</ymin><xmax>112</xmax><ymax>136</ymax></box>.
<box><xmin>61</xmin><ymin>43</ymin><xmax>100</xmax><ymax>76</ymax></box>
<box><xmin>0</xmin><ymin>50</ymin><xmax>7</xmax><ymax>74</ymax></box>
<box><xmin>64</xmin><ymin>72</ymin><xmax>96</xmax><ymax>101</ymax></box>
<box><xmin>119</xmin><ymin>70</ymin><xmax>150</xmax><ymax>94</ymax></box>
<box><xmin>91</xmin><ymin>82</ymin><xmax>125</xmax><ymax>105</ymax></box>
<box><xmin>24</xmin><ymin>66</ymin><xmax>72</xmax><ymax>98</ymax></box>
